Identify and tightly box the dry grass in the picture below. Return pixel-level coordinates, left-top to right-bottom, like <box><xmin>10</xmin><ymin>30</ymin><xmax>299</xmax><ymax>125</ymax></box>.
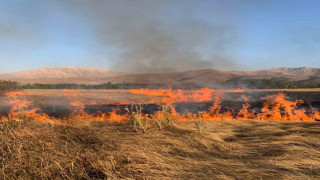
<box><xmin>0</xmin><ymin>119</ymin><xmax>320</xmax><ymax>179</ymax></box>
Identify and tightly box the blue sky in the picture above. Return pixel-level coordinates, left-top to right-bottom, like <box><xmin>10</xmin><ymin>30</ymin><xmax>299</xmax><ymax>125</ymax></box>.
<box><xmin>0</xmin><ymin>0</ymin><xmax>319</xmax><ymax>73</ymax></box>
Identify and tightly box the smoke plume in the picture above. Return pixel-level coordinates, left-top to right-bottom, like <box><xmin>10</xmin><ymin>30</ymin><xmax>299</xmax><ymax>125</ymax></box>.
<box><xmin>58</xmin><ymin>0</ymin><xmax>241</xmax><ymax>73</ymax></box>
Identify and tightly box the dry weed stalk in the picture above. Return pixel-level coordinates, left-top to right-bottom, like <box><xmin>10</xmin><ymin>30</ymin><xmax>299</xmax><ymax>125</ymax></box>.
<box><xmin>193</xmin><ymin>112</ymin><xmax>205</xmax><ymax>134</ymax></box>
<box><xmin>163</xmin><ymin>105</ymin><xmax>176</xmax><ymax>126</ymax></box>
<box><xmin>125</xmin><ymin>103</ymin><xmax>148</xmax><ymax>133</ymax></box>
<box><xmin>154</xmin><ymin>105</ymin><xmax>177</xmax><ymax>130</ymax></box>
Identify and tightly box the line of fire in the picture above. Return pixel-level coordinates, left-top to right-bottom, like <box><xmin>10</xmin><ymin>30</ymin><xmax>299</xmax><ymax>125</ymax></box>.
<box><xmin>1</xmin><ymin>88</ymin><xmax>320</xmax><ymax>123</ymax></box>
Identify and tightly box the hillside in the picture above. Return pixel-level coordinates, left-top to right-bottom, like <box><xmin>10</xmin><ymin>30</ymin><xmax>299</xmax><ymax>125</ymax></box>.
<box><xmin>0</xmin><ymin>67</ymin><xmax>125</xmax><ymax>79</ymax></box>
<box><xmin>0</xmin><ymin>67</ymin><xmax>319</xmax><ymax>88</ymax></box>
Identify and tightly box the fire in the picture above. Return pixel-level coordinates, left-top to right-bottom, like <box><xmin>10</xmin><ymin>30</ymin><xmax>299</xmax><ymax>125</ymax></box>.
<box><xmin>255</xmin><ymin>93</ymin><xmax>314</xmax><ymax>121</ymax></box>
<box><xmin>62</xmin><ymin>89</ymin><xmax>87</xmax><ymax>118</ymax></box>
<box><xmin>62</xmin><ymin>90</ymin><xmax>127</xmax><ymax>122</ymax></box>
<box><xmin>4</xmin><ymin>91</ymin><xmax>52</xmax><ymax>122</ymax></box>
<box><xmin>1</xmin><ymin>89</ymin><xmax>319</xmax><ymax>123</ymax></box>
<box><xmin>130</xmin><ymin>88</ymin><xmax>220</xmax><ymax>104</ymax></box>
<box><xmin>130</xmin><ymin>89</ymin><xmax>320</xmax><ymax>122</ymax></box>
<box><xmin>236</xmin><ymin>103</ymin><xmax>256</xmax><ymax>120</ymax></box>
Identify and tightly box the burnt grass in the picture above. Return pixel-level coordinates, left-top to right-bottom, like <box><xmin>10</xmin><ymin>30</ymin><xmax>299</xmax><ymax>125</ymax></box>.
<box><xmin>0</xmin><ymin>119</ymin><xmax>320</xmax><ymax>179</ymax></box>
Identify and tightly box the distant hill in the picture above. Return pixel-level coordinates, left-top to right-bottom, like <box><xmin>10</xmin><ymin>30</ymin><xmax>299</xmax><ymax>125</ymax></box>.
<box><xmin>0</xmin><ymin>67</ymin><xmax>319</xmax><ymax>88</ymax></box>
<box><xmin>273</xmin><ymin>67</ymin><xmax>320</xmax><ymax>76</ymax></box>
<box><xmin>0</xmin><ymin>67</ymin><xmax>125</xmax><ymax>79</ymax></box>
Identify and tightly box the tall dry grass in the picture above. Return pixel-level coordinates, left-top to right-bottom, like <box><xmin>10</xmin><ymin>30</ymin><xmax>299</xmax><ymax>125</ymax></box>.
<box><xmin>0</xmin><ymin>118</ymin><xmax>320</xmax><ymax>179</ymax></box>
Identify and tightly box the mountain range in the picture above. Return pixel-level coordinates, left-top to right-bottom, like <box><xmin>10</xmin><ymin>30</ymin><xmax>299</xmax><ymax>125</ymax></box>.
<box><xmin>0</xmin><ymin>67</ymin><xmax>125</xmax><ymax>79</ymax></box>
<box><xmin>0</xmin><ymin>67</ymin><xmax>319</xmax><ymax>88</ymax></box>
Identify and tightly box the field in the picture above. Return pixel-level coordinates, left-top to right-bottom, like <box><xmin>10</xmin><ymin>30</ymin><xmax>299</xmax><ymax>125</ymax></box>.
<box><xmin>2</xmin><ymin>119</ymin><xmax>320</xmax><ymax>179</ymax></box>
<box><xmin>20</xmin><ymin>89</ymin><xmax>156</xmax><ymax>106</ymax></box>
<box><xmin>1</xmin><ymin>89</ymin><xmax>320</xmax><ymax>179</ymax></box>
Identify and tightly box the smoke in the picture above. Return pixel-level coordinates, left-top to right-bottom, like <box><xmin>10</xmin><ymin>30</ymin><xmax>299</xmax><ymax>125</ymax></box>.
<box><xmin>0</xmin><ymin>23</ymin><xmax>24</xmax><ymax>38</ymax></box>
<box><xmin>57</xmin><ymin>0</ymin><xmax>242</xmax><ymax>73</ymax></box>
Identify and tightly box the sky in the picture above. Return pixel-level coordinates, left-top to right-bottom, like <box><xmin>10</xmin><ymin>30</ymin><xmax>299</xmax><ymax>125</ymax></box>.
<box><xmin>0</xmin><ymin>0</ymin><xmax>319</xmax><ymax>73</ymax></box>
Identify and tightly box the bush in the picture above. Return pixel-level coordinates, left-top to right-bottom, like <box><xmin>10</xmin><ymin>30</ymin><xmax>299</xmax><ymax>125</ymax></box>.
<box><xmin>0</xmin><ymin>80</ymin><xmax>19</xmax><ymax>91</ymax></box>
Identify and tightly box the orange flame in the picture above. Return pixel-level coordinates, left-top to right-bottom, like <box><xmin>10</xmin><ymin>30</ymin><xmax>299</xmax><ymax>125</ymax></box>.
<box><xmin>62</xmin><ymin>90</ymin><xmax>127</xmax><ymax>122</ymax></box>
<box><xmin>131</xmin><ymin>89</ymin><xmax>320</xmax><ymax>122</ymax></box>
<box><xmin>131</xmin><ymin>88</ymin><xmax>222</xmax><ymax>104</ymax></box>
<box><xmin>4</xmin><ymin>91</ymin><xmax>52</xmax><ymax>122</ymax></box>
<box><xmin>1</xmin><ymin>89</ymin><xmax>319</xmax><ymax>123</ymax></box>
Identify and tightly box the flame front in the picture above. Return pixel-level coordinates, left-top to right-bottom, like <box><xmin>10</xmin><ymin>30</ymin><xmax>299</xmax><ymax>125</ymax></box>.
<box><xmin>1</xmin><ymin>88</ymin><xmax>319</xmax><ymax>123</ymax></box>
<box><xmin>4</xmin><ymin>91</ymin><xmax>51</xmax><ymax>122</ymax></box>
<box><xmin>131</xmin><ymin>88</ymin><xmax>319</xmax><ymax>122</ymax></box>
<box><xmin>62</xmin><ymin>90</ymin><xmax>127</xmax><ymax>122</ymax></box>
